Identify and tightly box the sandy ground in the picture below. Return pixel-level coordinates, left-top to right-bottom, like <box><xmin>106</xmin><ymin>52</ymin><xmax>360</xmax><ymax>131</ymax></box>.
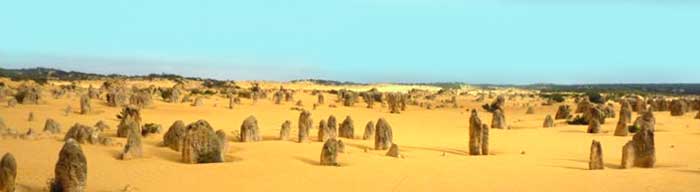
<box><xmin>1</xmin><ymin>82</ymin><xmax>699</xmax><ymax>192</ymax></box>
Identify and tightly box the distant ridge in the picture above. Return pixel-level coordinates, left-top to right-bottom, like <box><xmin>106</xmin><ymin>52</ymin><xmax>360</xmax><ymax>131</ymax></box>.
<box><xmin>0</xmin><ymin>67</ymin><xmax>217</xmax><ymax>84</ymax></box>
<box><xmin>1</xmin><ymin>67</ymin><xmax>700</xmax><ymax>94</ymax></box>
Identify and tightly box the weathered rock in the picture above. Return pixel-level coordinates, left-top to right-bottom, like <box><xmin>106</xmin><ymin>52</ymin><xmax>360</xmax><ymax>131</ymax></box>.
<box><xmin>632</xmin><ymin>97</ymin><xmax>647</xmax><ymax>113</ymax></box>
<box><xmin>482</xmin><ymin>95</ymin><xmax>505</xmax><ymax>113</ymax></box>
<box><xmin>337</xmin><ymin>140</ymin><xmax>345</xmax><ymax>153</ymax></box>
<box><xmin>141</xmin><ymin>123</ymin><xmax>161</xmax><ymax>137</ymax></box>
<box><xmin>0</xmin><ymin>153</ymin><xmax>16</xmax><ymax>192</ymax></box>
<box><xmin>166</xmin><ymin>88</ymin><xmax>181</xmax><ymax>103</ymax></box>
<box><xmin>481</xmin><ymin>124</ymin><xmax>489</xmax><ymax>155</ymax></box>
<box><xmin>364</xmin><ymin>94</ymin><xmax>375</xmax><ymax>108</ymax></box>
<box><xmin>88</xmin><ymin>86</ymin><xmax>100</xmax><ymax>99</ymax></box>
<box><xmin>576</xmin><ymin>99</ymin><xmax>593</xmax><ymax>114</ymax></box>
<box><xmin>27</xmin><ymin>112</ymin><xmax>34</xmax><ymax>122</ymax></box>
<box><xmin>94</xmin><ymin>121</ymin><xmax>109</xmax><ymax>132</ymax></box>
<box><xmin>317</xmin><ymin>120</ymin><xmax>330</xmax><ymax>142</ymax></box>
<box><xmin>338</xmin><ymin>116</ymin><xmax>354</xmax><ymax>139</ymax></box>
<box><xmin>79</xmin><ymin>95</ymin><xmax>91</xmax><ymax>115</ymax></box>
<box><xmin>121</xmin><ymin>127</ymin><xmax>143</xmax><ymax>160</ymax></box>
<box><xmin>273</xmin><ymin>91</ymin><xmax>283</xmax><ymax>104</ymax></box>
<box><xmin>362</xmin><ymin>121</ymin><xmax>375</xmax><ymax>140</ymax></box>
<box><xmin>192</xmin><ymin>97</ymin><xmax>204</xmax><ymax>107</ymax></box>
<box><xmin>163</xmin><ymin>120</ymin><xmax>186</xmax><ymax>151</ymax></box>
<box><xmin>284</xmin><ymin>90</ymin><xmax>294</xmax><ymax>102</ymax></box>
<box><xmin>64</xmin><ymin>124</ymin><xmax>99</xmax><ymax>144</ymax></box>
<box><xmin>586</xmin><ymin>106</ymin><xmax>606</xmax><ymax>124</ymax></box>
<box><xmin>589</xmin><ymin>140</ymin><xmax>604</xmax><ymax>170</ymax></box>
<box><xmin>491</xmin><ymin>109</ymin><xmax>506</xmax><ymax>129</ymax></box>
<box><xmin>216</xmin><ymin>130</ymin><xmax>229</xmax><ymax>155</ymax></box>
<box><xmin>525</xmin><ymin>106</ymin><xmax>535</xmax><ymax>114</ymax></box>
<box><xmin>621</xmin><ymin>142</ymin><xmax>635</xmax><ymax>169</ymax></box>
<box><xmin>98</xmin><ymin>137</ymin><xmax>114</xmax><ymax>146</ymax></box>
<box><xmin>614</xmin><ymin>118</ymin><xmax>628</xmax><ymax>136</ymax></box>
<box><xmin>327</xmin><ymin>115</ymin><xmax>338</xmax><ymax>139</ymax></box>
<box><xmin>7</xmin><ymin>99</ymin><xmax>17</xmax><ymax>108</ymax></box>
<box><xmin>44</xmin><ymin>118</ymin><xmax>62</xmax><ymax>134</ymax></box>
<box><xmin>64</xmin><ymin>105</ymin><xmax>72</xmax><ymax>116</ymax></box>
<box><xmin>320</xmin><ymin>138</ymin><xmax>340</xmax><ymax>166</ymax></box>
<box><xmin>181</xmin><ymin>120</ymin><xmax>225</xmax><ymax>164</ymax></box>
<box><xmin>228</xmin><ymin>96</ymin><xmax>235</xmax><ymax>109</ymax></box>
<box><xmin>21</xmin><ymin>128</ymin><xmax>39</xmax><ymax>140</ymax></box>
<box><xmin>603</xmin><ymin>104</ymin><xmax>616</xmax><ymax>118</ymax></box>
<box><xmin>117</xmin><ymin>106</ymin><xmax>141</xmax><ymax>138</ymax></box>
<box><xmin>240</xmin><ymin>116</ymin><xmax>261</xmax><ymax>142</ymax></box>
<box><xmin>670</xmin><ymin>99</ymin><xmax>686</xmax><ymax>116</ymax></box>
<box><xmin>280</xmin><ymin>120</ymin><xmax>291</xmax><ymax>140</ymax></box>
<box><xmin>129</xmin><ymin>91</ymin><xmax>152</xmax><ymax>108</ymax></box>
<box><xmin>620</xmin><ymin>101</ymin><xmax>633</xmax><ymax>124</ymax></box>
<box><xmin>298</xmin><ymin>111</ymin><xmax>312</xmax><ymax>143</ymax></box>
<box><xmin>51</xmin><ymin>139</ymin><xmax>87</xmax><ymax>192</ymax></box>
<box><xmin>634</xmin><ymin>110</ymin><xmax>656</xmax><ymax>132</ymax></box>
<box><xmin>469</xmin><ymin>110</ymin><xmax>483</xmax><ymax>155</ymax></box>
<box><xmin>317</xmin><ymin>93</ymin><xmax>324</xmax><ymax>105</ymax></box>
<box><xmin>387</xmin><ymin>93</ymin><xmax>401</xmax><ymax>114</ymax></box>
<box><xmin>0</xmin><ymin>117</ymin><xmax>6</xmax><ymax>131</ymax></box>
<box><xmin>375</xmin><ymin>118</ymin><xmax>393</xmax><ymax>150</ymax></box>
<box><xmin>587</xmin><ymin>118</ymin><xmax>601</xmax><ymax>134</ymax></box>
<box><xmin>543</xmin><ymin>115</ymin><xmax>554</xmax><ymax>128</ymax></box>
<box><xmin>621</xmin><ymin>128</ymin><xmax>655</xmax><ymax>168</ymax></box>
<box><xmin>386</xmin><ymin>144</ymin><xmax>400</xmax><ymax>157</ymax></box>
<box><xmin>15</xmin><ymin>86</ymin><xmax>40</xmax><ymax>104</ymax></box>
<box><xmin>695</xmin><ymin>111</ymin><xmax>700</xmax><ymax>119</ymax></box>
<box><xmin>106</xmin><ymin>90</ymin><xmax>128</xmax><ymax>107</ymax></box>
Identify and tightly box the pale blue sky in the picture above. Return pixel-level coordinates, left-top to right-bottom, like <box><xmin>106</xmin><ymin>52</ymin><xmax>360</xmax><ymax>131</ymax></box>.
<box><xmin>1</xmin><ymin>0</ymin><xmax>699</xmax><ymax>84</ymax></box>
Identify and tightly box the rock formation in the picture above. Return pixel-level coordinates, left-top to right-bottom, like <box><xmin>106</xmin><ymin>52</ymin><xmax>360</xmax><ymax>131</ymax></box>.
<box><xmin>587</xmin><ymin>118</ymin><xmax>601</xmax><ymax>134</ymax></box>
<box><xmin>362</xmin><ymin>121</ymin><xmax>374</xmax><ymax>140</ymax></box>
<box><xmin>298</xmin><ymin>110</ymin><xmax>312</xmax><ymax>143</ymax></box>
<box><xmin>0</xmin><ymin>153</ymin><xmax>16</xmax><ymax>192</ymax></box>
<box><xmin>121</xmin><ymin>127</ymin><xmax>143</xmax><ymax>160</ymax></box>
<box><xmin>589</xmin><ymin>140</ymin><xmax>604</xmax><ymax>170</ymax></box>
<box><xmin>44</xmin><ymin>118</ymin><xmax>62</xmax><ymax>134</ymax></box>
<box><xmin>543</xmin><ymin>115</ymin><xmax>554</xmax><ymax>128</ymax></box>
<box><xmin>469</xmin><ymin>110</ymin><xmax>485</xmax><ymax>155</ymax></box>
<box><xmin>50</xmin><ymin>139</ymin><xmax>87</xmax><ymax>192</ymax></box>
<box><xmin>163</xmin><ymin>120</ymin><xmax>186</xmax><ymax>151</ymax></box>
<box><xmin>338</xmin><ymin>116</ymin><xmax>354</xmax><ymax>139</ymax></box>
<box><xmin>320</xmin><ymin>138</ymin><xmax>340</xmax><ymax>166</ymax></box>
<box><xmin>116</xmin><ymin>105</ymin><xmax>141</xmax><ymax>138</ymax></box>
<box><xmin>491</xmin><ymin>109</ymin><xmax>506</xmax><ymax>129</ymax></box>
<box><xmin>80</xmin><ymin>95</ymin><xmax>91</xmax><ymax>115</ymax></box>
<box><xmin>240</xmin><ymin>116</ymin><xmax>261</xmax><ymax>142</ymax></box>
<box><xmin>181</xmin><ymin>120</ymin><xmax>226</xmax><ymax>164</ymax></box>
<box><xmin>280</xmin><ymin>120</ymin><xmax>291</xmax><ymax>140</ymax></box>
<box><xmin>374</xmin><ymin>118</ymin><xmax>393</xmax><ymax>150</ymax></box>
<box><xmin>621</xmin><ymin>128</ymin><xmax>655</xmax><ymax>168</ymax></box>
<box><xmin>386</xmin><ymin>144</ymin><xmax>400</xmax><ymax>158</ymax></box>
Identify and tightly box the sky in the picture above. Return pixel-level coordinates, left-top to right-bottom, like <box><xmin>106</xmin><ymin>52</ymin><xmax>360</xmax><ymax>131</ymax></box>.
<box><xmin>1</xmin><ymin>0</ymin><xmax>699</xmax><ymax>84</ymax></box>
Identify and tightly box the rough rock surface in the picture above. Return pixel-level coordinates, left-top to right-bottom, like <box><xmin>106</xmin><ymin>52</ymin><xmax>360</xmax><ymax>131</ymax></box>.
<box><xmin>181</xmin><ymin>120</ymin><xmax>226</xmax><ymax>164</ymax></box>
<box><xmin>374</xmin><ymin>118</ymin><xmax>393</xmax><ymax>150</ymax></box>
<box><xmin>51</xmin><ymin>139</ymin><xmax>87</xmax><ymax>192</ymax></box>
<box><xmin>589</xmin><ymin>140</ymin><xmax>604</xmax><ymax>170</ymax></box>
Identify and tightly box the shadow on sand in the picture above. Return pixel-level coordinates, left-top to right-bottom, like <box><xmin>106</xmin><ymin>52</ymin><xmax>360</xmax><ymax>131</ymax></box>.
<box><xmin>293</xmin><ymin>156</ymin><xmax>319</xmax><ymax>166</ymax></box>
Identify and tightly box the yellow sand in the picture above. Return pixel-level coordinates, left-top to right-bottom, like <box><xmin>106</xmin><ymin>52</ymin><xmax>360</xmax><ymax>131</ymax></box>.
<box><xmin>1</xmin><ymin>80</ymin><xmax>699</xmax><ymax>192</ymax></box>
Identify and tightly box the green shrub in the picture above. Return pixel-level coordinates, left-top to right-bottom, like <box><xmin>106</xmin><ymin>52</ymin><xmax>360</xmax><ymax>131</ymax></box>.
<box><xmin>567</xmin><ymin>115</ymin><xmax>588</xmax><ymax>125</ymax></box>
<box><xmin>586</xmin><ymin>92</ymin><xmax>605</xmax><ymax>104</ymax></box>
<box><xmin>628</xmin><ymin>124</ymin><xmax>640</xmax><ymax>133</ymax></box>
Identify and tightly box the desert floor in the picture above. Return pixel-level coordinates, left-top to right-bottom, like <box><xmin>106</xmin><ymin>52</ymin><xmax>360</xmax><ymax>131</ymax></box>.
<box><xmin>1</xmin><ymin>83</ymin><xmax>699</xmax><ymax>192</ymax></box>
